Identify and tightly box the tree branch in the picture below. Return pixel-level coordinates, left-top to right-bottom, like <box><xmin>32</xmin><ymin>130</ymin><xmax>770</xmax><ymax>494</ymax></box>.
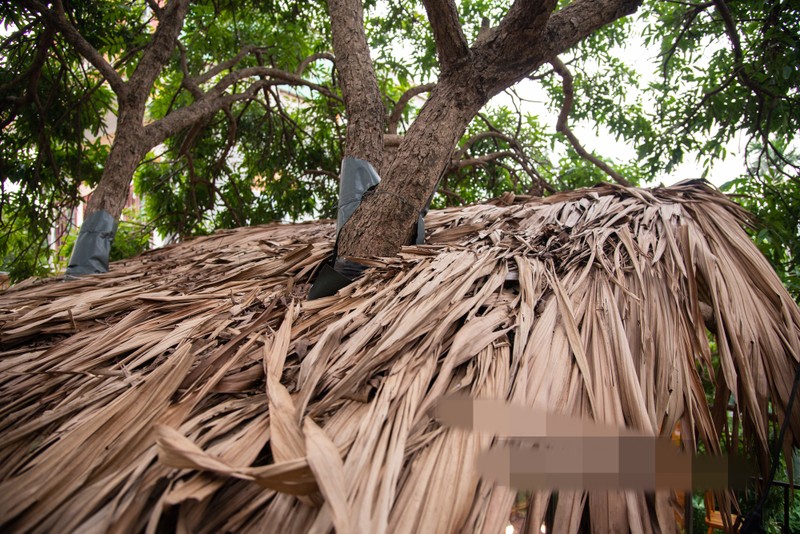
<box><xmin>384</xmin><ymin>134</ymin><xmax>403</xmax><ymax>147</ymax></box>
<box><xmin>209</xmin><ymin>67</ymin><xmax>338</xmax><ymax>100</ymax></box>
<box><xmin>0</xmin><ymin>22</ymin><xmax>55</xmax><ymax>130</ymax></box>
<box><xmin>387</xmin><ymin>83</ymin><xmax>436</xmax><ymax>134</ymax></box>
<box><xmin>145</xmin><ymin>80</ymin><xmax>267</xmax><ymax>145</ymax></box>
<box><xmin>541</xmin><ymin>0</ymin><xmax>643</xmax><ymax>61</ymax></box>
<box><xmin>463</xmin><ymin>0</ymin><xmax>643</xmax><ymax>103</ymax></box>
<box><xmin>212</xmin><ymin>106</ymin><xmax>238</xmax><ymax>176</ymax></box>
<box><xmin>452</xmin><ymin>131</ymin><xmax>515</xmax><ymax>161</ymax></box>
<box><xmin>453</xmin><ymin>124</ymin><xmax>556</xmax><ymax>194</ymax></box>
<box><xmin>439</xmin><ymin>187</ymin><xmax>465</xmax><ymax>204</ymax></box>
<box><xmin>484</xmin><ymin>0</ymin><xmax>557</xmax><ymax>58</ymax></box>
<box><xmin>19</xmin><ymin>0</ymin><xmax>127</xmax><ymax>95</ymax></box>
<box><xmin>295</xmin><ymin>52</ymin><xmax>335</xmax><ymax>77</ymax></box>
<box><xmin>176</xmin><ymin>42</ymin><xmax>203</xmax><ymax>98</ymax></box>
<box><xmin>144</xmin><ymin>0</ymin><xmax>164</xmax><ymax>19</ymax></box>
<box><xmin>0</xmin><ymin>22</ymin><xmax>54</xmax><ymax>95</ymax></box>
<box><xmin>144</xmin><ymin>66</ymin><xmax>338</xmax><ymax>145</ymax></box>
<box><xmin>712</xmin><ymin>0</ymin><xmax>781</xmax><ymax>100</ymax></box>
<box><xmin>128</xmin><ymin>0</ymin><xmax>191</xmax><ymax>97</ymax></box>
<box><xmin>449</xmin><ymin>150</ymin><xmax>515</xmax><ymax>171</ymax></box>
<box><xmin>194</xmin><ymin>45</ymin><xmax>256</xmax><ymax>86</ymax></box>
<box><xmin>327</xmin><ymin>0</ymin><xmax>385</xmax><ymax>169</ymax></box>
<box><xmin>303</xmin><ymin>169</ymin><xmax>339</xmax><ymax>181</ymax></box>
<box><xmin>551</xmin><ymin>57</ymin><xmax>631</xmax><ymax>186</ymax></box>
<box><xmin>660</xmin><ymin>3</ymin><xmax>711</xmax><ymax>79</ymax></box>
<box><xmin>421</xmin><ymin>0</ymin><xmax>469</xmax><ymax>71</ymax></box>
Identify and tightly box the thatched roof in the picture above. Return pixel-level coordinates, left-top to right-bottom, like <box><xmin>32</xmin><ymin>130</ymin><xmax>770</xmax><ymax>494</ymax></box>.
<box><xmin>1</xmin><ymin>181</ymin><xmax>798</xmax><ymax>533</ymax></box>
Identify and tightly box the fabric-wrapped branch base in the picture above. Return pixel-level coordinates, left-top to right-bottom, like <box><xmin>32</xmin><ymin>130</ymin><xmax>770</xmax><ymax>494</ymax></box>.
<box><xmin>0</xmin><ymin>181</ymin><xmax>798</xmax><ymax>533</ymax></box>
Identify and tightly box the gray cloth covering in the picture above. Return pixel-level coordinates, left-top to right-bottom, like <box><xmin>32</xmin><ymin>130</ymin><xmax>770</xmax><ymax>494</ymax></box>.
<box><xmin>336</xmin><ymin>157</ymin><xmax>381</xmax><ymax>236</ymax></box>
<box><xmin>65</xmin><ymin>210</ymin><xmax>118</xmax><ymax>275</ymax></box>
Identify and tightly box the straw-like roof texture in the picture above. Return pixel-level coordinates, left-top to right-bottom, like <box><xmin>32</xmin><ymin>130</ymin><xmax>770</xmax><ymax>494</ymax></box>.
<box><xmin>1</xmin><ymin>181</ymin><xmax>798</xmax><ymax>533</ymax></box>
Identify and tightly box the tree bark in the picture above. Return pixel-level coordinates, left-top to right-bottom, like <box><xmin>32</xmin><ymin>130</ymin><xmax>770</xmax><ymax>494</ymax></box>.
<box><xmin>327</xmin><ymin>0</ymin><xmax>385</xmax><ymax>171</ymax></box>
<box><xmin>339</xmin><ymin>73</ymin><xmax>486</xmax><ymax>257</ymax></box>
<box><xmin>80</xmin><ymin>0</ymin><xmax>191</xmax><ymax>224</ymax></box>
<box><xmin>337</xmin><ymin>0</ymin><xmax>643</xmax><ymax>259</ymax></box>
<box><xmin>83</xmin><ymin>108</ymin><xmax>147</xmax><ymax>221</ymax></box>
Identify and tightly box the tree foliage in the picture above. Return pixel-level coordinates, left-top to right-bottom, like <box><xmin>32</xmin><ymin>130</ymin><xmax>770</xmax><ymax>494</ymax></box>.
<box><xmin>0</xmin><ymin>0</ymin><xmax>798</xmax><ymax>287</ymax></box>
<box><xmin>0</xmin><ymin>1</ymin><xmax>119</xmax><ymax>279</ymax></box>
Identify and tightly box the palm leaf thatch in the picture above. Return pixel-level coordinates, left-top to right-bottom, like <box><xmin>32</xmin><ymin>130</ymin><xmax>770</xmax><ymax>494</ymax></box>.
<box><xmin>1</xmin><ymin>181</ymin><xmax>798</xmax><ymax>533</ymax></box>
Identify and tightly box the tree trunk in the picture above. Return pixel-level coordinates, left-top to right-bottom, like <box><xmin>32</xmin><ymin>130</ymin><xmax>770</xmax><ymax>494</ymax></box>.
<box><xmin>62</xmin><ymin>0</ymin><xmax>191</xmax><ymax>275</ymax></box>
<box><xmin>327</xmin><ymin>0</ymin><xmax>385</xmax><ymax>171</ymax></box>
<box><xmin>65</xmin><ymin>103</ymin><xmax>148</xmax><ymax>275</ymax></box>
<box><xmin>84</xmin><ymin>111</ymin><xmax>147</xmax><ymax>222</ymax></box>
<box><xmin>338</xmin><ymin>0</ymin><xmax>644</xmax><ymax>259</ymax></box>
<box><xmin>337</xmin><ymin>74</ymin><xmax>485</xmax><ymax>257</ymax></box>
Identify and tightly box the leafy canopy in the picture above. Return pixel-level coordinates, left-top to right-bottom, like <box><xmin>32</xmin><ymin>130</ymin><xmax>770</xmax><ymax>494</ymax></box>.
<box><xmin>0</xmin><ymin>0</ymin><xmax>797</xmax><ymax>292</ymax></box>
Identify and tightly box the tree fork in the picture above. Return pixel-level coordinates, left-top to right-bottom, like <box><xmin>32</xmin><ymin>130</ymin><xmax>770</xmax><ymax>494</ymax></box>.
<box><xmin>337</xmin><ymin>0</ymin><xmax>644</xmax><ymax>259</ymax></box>
<box><xmin>338</xmin><ymin>74</ymin><xmax>486</xmax><ymax>258</ymax></box>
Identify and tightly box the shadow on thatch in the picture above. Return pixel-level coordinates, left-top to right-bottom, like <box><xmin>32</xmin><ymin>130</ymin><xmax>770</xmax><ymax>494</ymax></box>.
<box><xmin>0</xmin><ymin>181</ymin><xmax>798</xmax><ymax>532</ymax></box>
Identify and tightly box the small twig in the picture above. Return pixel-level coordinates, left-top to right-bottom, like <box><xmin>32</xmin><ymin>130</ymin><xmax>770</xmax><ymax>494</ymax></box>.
<box><xmin>303</xmin><ymin>169</ymin><xmax>339</xmax><ymax>181</ymax></box>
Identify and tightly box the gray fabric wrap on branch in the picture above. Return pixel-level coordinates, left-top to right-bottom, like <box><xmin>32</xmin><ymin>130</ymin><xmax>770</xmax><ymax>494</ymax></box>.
<box><xmin>65</xmin><ymin>210</ymin><xmax>118</xmax><ymax>276</ymax></box>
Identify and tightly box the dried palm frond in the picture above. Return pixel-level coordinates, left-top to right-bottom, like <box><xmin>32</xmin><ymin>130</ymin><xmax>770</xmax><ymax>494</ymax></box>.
<box><xmin>0</xmin><ymin>181</ymin><xmax>798</xmax><ymax>533</ymax></box>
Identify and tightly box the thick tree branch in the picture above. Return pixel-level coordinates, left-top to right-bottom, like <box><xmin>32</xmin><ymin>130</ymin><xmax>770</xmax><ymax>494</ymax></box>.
<box><xmin>483</xmin><ymin>0</ymin><xmax>557</xmax><ymax>58</ymax></box>
<box><xmin>128</xmin><ymin>0</ymin><xmax>191</xmax><ymax>98</ymax></box>
<box><xmin>384</xmin><ymin>134</ymin><xmax>403</xmax><ymax>147</ymax></box>
<box><xmin>541</xmin><ymin>0</ymin><xmax>643</xmax><ymax>61</ymax></box>
<box><xmin>457</xmin><ymin>0</ymin><xmax>643</xmax><ymax>104</ymax></box>
<box><xmin>19</xmin><ymin>0</ymin><xmax>127</xmax><ymax>95</ymax></box>
<box><xmin>551</xmin><ymin>58</ymin><xmax>631</xmax><ymax>186</ymax></box>
<box><xmin>145</xmin><ymin>67</ymin><xmax>338</xmax><ymax>145</ymax></box>
<box><xmin>327</xmin><ymin>0</ymin><xmax>385</xmax><ymax>169</ymax></box>
<box><xmin>421</xmin><ymin>0</ymin><xmax>469</xmax><ymax>71</ymax></box>
<box><xmin>387</xmin><ymin>83</ymin><xmax>436</xmax><ymax>135</ymax></box>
